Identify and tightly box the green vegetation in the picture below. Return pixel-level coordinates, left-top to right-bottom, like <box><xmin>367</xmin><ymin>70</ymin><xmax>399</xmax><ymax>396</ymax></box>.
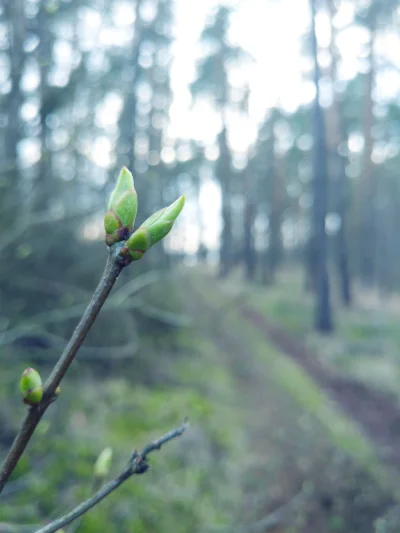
<box><xmin>1</xmin><ymin>269</ymin><xmax>396</xmax><ymax>531</ymax></box>
<box><xmin>190</xmin><ymin>273</ymin><xmax>389</xmax><ymax>479</ymax></box>
<box><xmin>241</xmin><ymin>270</ymin><xmax>400</xmax><ymax>402</ymax></box>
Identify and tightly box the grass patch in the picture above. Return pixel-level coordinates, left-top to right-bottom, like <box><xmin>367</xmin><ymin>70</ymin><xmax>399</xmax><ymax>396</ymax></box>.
<box><xmin>229</xmin><ymin>271</ymin><xmax>400</xmax><ymax>405</ymax></box>
<box><xmin>189</xmin><ymin>270</ymin><xmax>400</xmax><ymax>498</ymax></box>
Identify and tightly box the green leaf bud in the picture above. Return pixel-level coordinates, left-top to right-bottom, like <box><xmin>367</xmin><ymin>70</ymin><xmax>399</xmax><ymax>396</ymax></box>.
<box><xmin>123</xmin><ymin>227</ymin><xmax>151</xmax><ymax>260</ymax></box>
<box><xmin>125</xmin><ymin>196</ymin><xmax>185</xmax><ymax>261</ymax></box>
<box><xmin>104</xmin><ymin>167</ymin><xmax>138</xmax><ymax>246</ymax></box>
<box><xmin>94</xmin><ymin>447</ymin><xmax>113</xmax><ymax>478</ymax></box>
<box><xmin>104</xmin><ymin>209</ymin><xmax>121</xmax><ymax>235</ymax></box>
<box><xmin>20</xmin><ymin>368</ymin><xmax>43</xmax><ymax>405</ymax></box>
<box><xmin>162</xmin><ymin>195</ymin><xmax>186</xmax><ymax>223</ymax></box>
<box><xmin>108</xmin><ymin>167</ymin><xmax>138</xmax><ymax>225</ymax></box>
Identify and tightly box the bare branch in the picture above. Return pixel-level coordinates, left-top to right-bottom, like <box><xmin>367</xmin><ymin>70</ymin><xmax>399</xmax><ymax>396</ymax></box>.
<box><xmin>34</xmin><ymin>419</ymin><xmax>189</xmax><ymax>533</ymax></box>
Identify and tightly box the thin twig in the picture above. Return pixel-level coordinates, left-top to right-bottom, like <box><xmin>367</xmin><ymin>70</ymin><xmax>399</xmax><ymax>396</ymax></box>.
<box><xmin>34</xmin><ymin>419</ymin><xmax>189</xmax><ymax>533</ymax></box>
<box><xmin>0</xmin><ymin>246</ymin><xmax>124</xmax><ymax>495</ymax></box>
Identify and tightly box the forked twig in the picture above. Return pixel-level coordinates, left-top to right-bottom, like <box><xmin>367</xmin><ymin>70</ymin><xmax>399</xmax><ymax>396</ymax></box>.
<box><xmin>34</xmin><ymin>419</ymin><xmax>189</xmax><ymax>533</ymax></box>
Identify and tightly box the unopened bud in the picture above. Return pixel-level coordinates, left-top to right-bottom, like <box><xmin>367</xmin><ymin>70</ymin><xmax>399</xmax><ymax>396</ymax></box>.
<box><xmin>125</xmin><ymin>195</ymin><xmax>185</xmax><ymax>261</ymax></box>
<box><xmin>94</xmin><ymin>447</ymin><xmax>113</xmax><ymax>477</ymax></box>
<box><xmin>20</xmin><ymin>368</ymin><xmax>43</xmax><ymax>405</ymax></box>
<box><xmin>104</xmin><ymin>167</ymin><xmax>138</xmax><ymax>246</ymax></box>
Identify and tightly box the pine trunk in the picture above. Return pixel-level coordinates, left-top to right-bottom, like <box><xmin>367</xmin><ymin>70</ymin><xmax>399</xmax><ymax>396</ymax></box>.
<box><xmin>358</xmin><ymin>25</ymin><xmax>376</xmax><ymax>287</ymax></box>
<box><xmin>327</xmin><ymin>0</ymin><xmax>352</xmax><ymax>307</ymax></box>
<box><xmin>309</xmin><ymin>0</ymin><xmax>333</xmax><ymax>332</ymax></box>
<box><xmin>243</xmin><ymin>164</ymin><xmax>257</xmax><ymax>281</ymax></box>
<box><xmin>218</xmin><ymin>127</ymin><xmax>233</xmax><ymax>278</ymax></box>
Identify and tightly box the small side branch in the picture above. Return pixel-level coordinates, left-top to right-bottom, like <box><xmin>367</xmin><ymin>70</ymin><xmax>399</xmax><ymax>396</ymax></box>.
<box><xmin>34</xmin><ymin>419</ymin><xmax>189</xmax><ymax>533</ymax></box>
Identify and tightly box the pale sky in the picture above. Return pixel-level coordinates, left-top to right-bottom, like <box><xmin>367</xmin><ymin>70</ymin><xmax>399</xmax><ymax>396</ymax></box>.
<box><xmin>169</xmin><ymin>0</ymin><xmax>312</xmax><ymax>146</ymax></box>
<box><xmin>171</xmin><ymin>0</ymin><xmax>400</xmax><ymax>139</ymax></box>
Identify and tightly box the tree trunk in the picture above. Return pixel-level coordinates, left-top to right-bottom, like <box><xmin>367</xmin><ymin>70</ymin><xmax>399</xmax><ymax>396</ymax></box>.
<box><xmin>268</xmin><ymin>131</ymin><xmax>284</xmax><ymax>283</ymax></box>
<box><xmin>5</xmin><ymin>0</ymin><xmax>25</xmax><ymax>166</ymax></box>
<box><xmin>309</xmin><ymin>0</ymin><xmax>333</xmax><ymax>332</ymax></box>
<box><xmin>326</xmin><ymin>0</ymin><xmax>352</xmax><ymax>307</ymax></box>
<box><xmin>35</xmin><ymin>3</ymin><xmax>52</xmax><ymax>211</ymax></box>
<box><xmin>358</xmin><ymin>24</ymin><xmax>376</xmax><ymax>287</ymax></box>
<box><xmin>218</xmin><ymin>127</ymin><xmax>233</xmax><ymax>278</ymax></box>
<box><xmin>117</xmin><ymin>0</ymin><xmax>143</xmax><ymax>176</ymax></box>
<box><xmin>259</xmin><ymin>109</ymin><xmax>284</xmax><ymax>284</ymax></box>
<box><xmin>243</xmin><ymin>165</ymin><xmax>257</xmax><ymax>281</ymax></box>
<box><xmin>243</xmin><ymin>200</ymin><xmax>256</xmax><ymax>280</ymax></box>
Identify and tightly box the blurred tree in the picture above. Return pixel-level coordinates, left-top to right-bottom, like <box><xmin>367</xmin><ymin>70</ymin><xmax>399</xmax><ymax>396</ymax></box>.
<box><xmin>35</xmin><ymin>1</ymin><xmax>53</xmax><ymax>211</ymax></box>
<box><xmin>252</xmin><ymin>108</ymin><xmax>285</xmax><ymax>284</ymax></box>
<box><xmin>309</xmin><ymin>0</ymin><xmax>333</xmax><ymax>331</ymax></box>
<box><xmin>191</xmin><ymin>7</ymin><xmax>248</xmax><ymax>278</ymax></box>
<box><xmin>4</xmin><ymin>0</ymin><xmax>25</xmax><ymax>171</ymax></box>
<box><xmin>141</xmin><ymin>0</ymin><xmax>174</xmax><ymax>218</ymax></box>
<box><xmin>116</xmin><ymin>0</ymin><xmax>175</xmax><ymax>232</ymax></box>
<box><xmin>355</xmin><ymin>0</ymin><xmax>398</xmax><ymax>287</ymax></box>
<box><xmin>326</xmin><ymin>0</ymin><xmax>352</xmax><ymax>306</ymax></box>
<box><xmin>266</xmin><ymin>109</ymin><xmax>285</xmax><ymax>284</ymax></box>
<box><xmin>243</xmin><ymin>158</ymin><xmax>257</xmax><ymax>281</ymax></box>
<box><xmin>117</xmin><ymin>0</ymin><xmax>143</xmax><ymax>178</ymax></box>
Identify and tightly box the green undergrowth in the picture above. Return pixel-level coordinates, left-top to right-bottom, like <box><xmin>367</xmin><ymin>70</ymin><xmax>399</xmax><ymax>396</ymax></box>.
<box><xmin>238</xmin><ymin>270</ymin><xmax>400</xmax><ymax>402</ymax></box>
<box><xmin>0</xmin><ymin>276</ymin><xmax>245</xmax><ymax>532</ymax></box>
<box><xmin>188</xmin><ymin>270</ymin><xmax>400</xmax><ymax>500</ymax></box>
<box><xmin>1</xmin><ymin>269</ymin><xmax>398</xmax><ymax>532</ymax></box>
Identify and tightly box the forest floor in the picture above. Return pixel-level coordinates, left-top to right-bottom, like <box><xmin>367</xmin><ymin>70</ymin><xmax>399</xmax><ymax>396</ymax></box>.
<box><xmin>183</xmin><ymin>267</ymin><xmax>400</xmax><ymax>531</ymax></box>
<box><xmin>3</xmin><ymin>265</ymin><xmax>400</xmax><ymax>532</ymax></box>
<box><xmin>240</xmin><ymin>297</ymin><xmax>400</xmax><ymax>477</ymax></box>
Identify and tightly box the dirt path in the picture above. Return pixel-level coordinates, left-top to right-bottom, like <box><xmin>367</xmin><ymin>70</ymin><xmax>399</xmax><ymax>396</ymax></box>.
<box><xmin>187</xmin><ymin>273</ymin><xmax>400</xmax><ymax>528</ymax></box>
<box><xmin>240</xmin><ymin>303</ymin><xmax>400</xmax><ymax>471</ymax></box>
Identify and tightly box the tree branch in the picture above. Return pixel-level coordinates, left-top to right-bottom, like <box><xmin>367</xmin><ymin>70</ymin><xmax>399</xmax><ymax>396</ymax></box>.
<box><xmin>0</xmin><ymin>245</ymin><xmax>124</xmax><ymax>495</ymax></box>
<box><xmin>34</xmin><ymin>419</ymin><xmax>189</xmax><ymax>533</ymax></box>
